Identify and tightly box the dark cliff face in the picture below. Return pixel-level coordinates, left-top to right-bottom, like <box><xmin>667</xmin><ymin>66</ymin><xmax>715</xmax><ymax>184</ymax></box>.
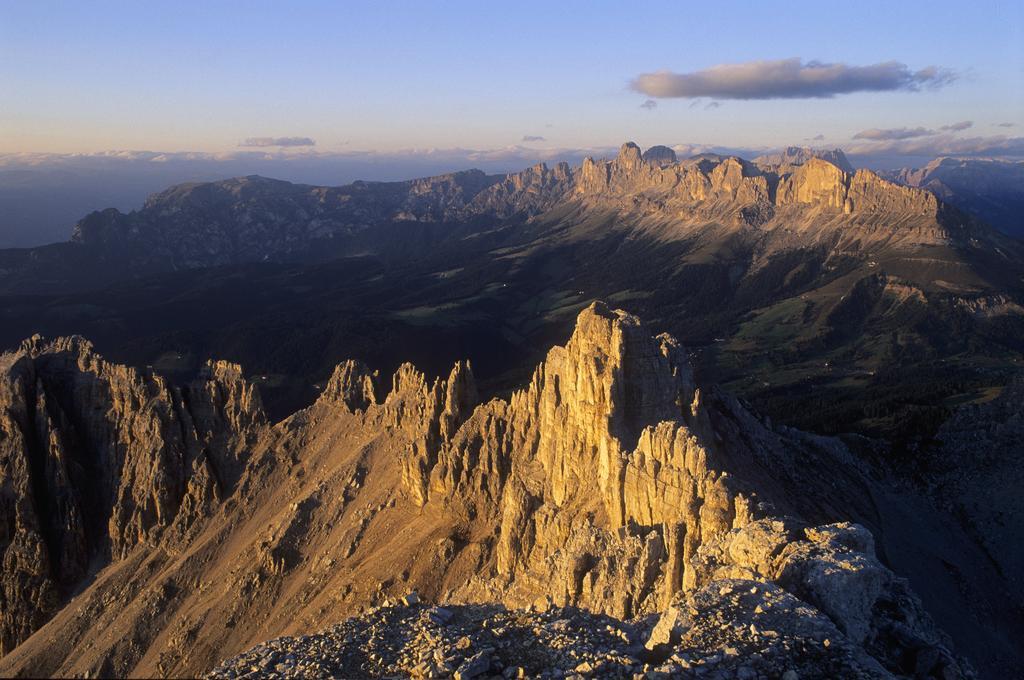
<box><xmin>885</xmin><ymin>158</ymin><xmax>1024</xmax><ymax>237</ymax></box>
<box><xmin>63</xmin><ymin>168</ymin><xmax>565</xmax><ymax>271</ymax></box>
<box><xmin>641</xmin><ymin>144</ymin><xmax>678</xmax><ymax>167</ymax></box>
<box><xmin>0</xmin><ymin>337</ymin><xmax>265</xmax><ymax>653</ymax></box>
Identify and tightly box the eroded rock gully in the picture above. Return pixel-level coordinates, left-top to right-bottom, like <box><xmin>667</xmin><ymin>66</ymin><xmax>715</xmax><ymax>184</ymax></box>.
<box><xmin>0</xmin><ymin>303</ymin><xmax>1010</xmax><ymax>677</ymax></box>
<box><xmin>0</xmin><ymin>336</ymin><xmax>264</xmax><ymax>655</ymax></box>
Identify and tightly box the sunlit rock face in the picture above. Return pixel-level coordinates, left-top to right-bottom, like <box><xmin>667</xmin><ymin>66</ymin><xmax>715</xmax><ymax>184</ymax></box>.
<box><xmin>0</xmin><ymin>304</ymin><xmax>984</xmax><ymax>677</ymax></box>
<box><xmin>754</xmin><ymin>146</ymin><xmax>855</xmax><ymax>174</ymax></box>
<box><xmin>55</xmin><ymin>141</ymin><xmax>973</xmax><ymax>279</ymax></box>
<box><xmin>0</xmin><ymin>336</ymin><xmax>265</xmax><ymax>654</ymax></box>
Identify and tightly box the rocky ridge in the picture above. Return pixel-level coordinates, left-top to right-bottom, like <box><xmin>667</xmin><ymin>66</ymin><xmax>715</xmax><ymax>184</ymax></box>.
<box><xmin>573</xmin><ymin>144</ymin><xmax>961</xmax><ymax>251</ymax></box>
<box><xmin>52</xmin><ymin>142</ymin><xmax>998</xmax><ymax>275</ymax></box>
<box><xmin>754</xmin><ymin>147</ymin><xmax>856</xmax><ymax>174</ymax></box>
<box><xmin>206</xmin><ymin>580</ymin><xmax>903</xmax><ymax>680</ymax></box>
<box><xmin>925</xmin><ymin>375</ymin><xmax>1024</xmax><ymax>602</ymax></box>
<box><xmin>0</xmin><ymin>303</ymin><xmax>1002</xmax><ymax>677</ymax></box>
<box><xmin>885</xmin><ymin>158</ymin><xmax>1024</xmax><ymax>237</ymax></box>
<box><xmin>0</xmin><ymin>335</ymin><xmax>264</xmax><ymax>654</ymax></box>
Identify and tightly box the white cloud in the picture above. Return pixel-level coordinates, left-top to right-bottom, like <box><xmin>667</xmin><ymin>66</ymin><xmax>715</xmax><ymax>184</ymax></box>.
<box><xmin>853</xmin><ymin>127</ymin><xmax>936</xmax><ymax>141</ymax></box>
<box><xmin>854</xmin><ymin>120</ymin><xmax>974</xmax><ymax>141</ymax></box>
<box><xmin>632</xmin><ymin>58</ymin><xmax>955</xmax><ymax>100</ymax></box>
<box><xmin>240</xmin><ymin>136</ymin><xmax>316</xmax><ymax>147</ymax></box>
<box><xmin>846</xmin><ymin>134</ymin><xmax>1024</xmax><ymax>158</ymax></box>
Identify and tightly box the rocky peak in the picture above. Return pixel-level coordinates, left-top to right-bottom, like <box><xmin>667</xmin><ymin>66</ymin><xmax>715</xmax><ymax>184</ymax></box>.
<box><xmin>407</xmin><ymin>169</ymin><xmax>496</xmax><ymax>202</ymax></box>
<box><xmin>776</xmin><ymin>157</ymin><xmax>850</xmax><ymax>210</ymax></box>
<box><xmin>467</xmin><ymin>161</ymin><xmax>574</xmax><ymax>216</ymax></box>
<box><xmin>317</xmin><ymin>360</ymin><xmax>379</xmax><ymax>413</ymax></box>
<box><xmin>383</xmin><ymin>359</ymin><xmax>479</xmax><ymax>506</ymax></box>
<box><xmin>405</xmin><ymin>302</ymin><xmax>747</xmax><ymax>607</ymax></box>
<box><xmin>549</xmin><ymin>301</ymin><xmax>694</xmax><ymax>446</ymax></box>
<box><xmin>773</xmin><ymin>158</ymin><xmax>940</xmax><ymax>217</ymax></box>
<box><xmin>642</xmin><ymin>145</ymin><xmax>678</xmax><ymax>167</ymax></box>
<box><xmin>0</xmin><ymin>306</ymin><xmax>984</xmax><ymax>677</ymax></box>
<box><xmin>69</xmin><ymin>208</ymin><xmax>130</xmax><ymax>245</ymax></box>
<box><xmin>188</xmin><ymin>359</ymin><xmax>267</xmax><ymax>483</ymax></box>
<box><xmin>576</xmin><ymin>142</ymin><xmax>673</xmax><ymax>196</ymax></box>
<box><xmin>615</xmin><ymin>141</ymin><xmax>644</xmax><ymax>172</ymax></box>
<box><xmin>142</xmin><ymin>175</ymin><xmax>303</xmax><ymax>215</ymax></box>
<box><xmin>0</xmin><ymin>337</ymin><xmax>268</xmax><ymax>652</ymax></box>
<box><xmin>709</xmin><ymin>157</ymin><xmax>754</xmax><ymax>189</ymax></box>
<box><xmin>18</xmin><ymin>333</ymin><xmax>93</xmax><ymax>359</ymax></box>
<box><xmin>755</xmin><ymin>146</ymin><xmax>854</xmax><ymax>174</ymax></box>
<box><xmin>846</xmin><ymin>168</ymin><xmax>940</xmax><ymax>214</ymax></box>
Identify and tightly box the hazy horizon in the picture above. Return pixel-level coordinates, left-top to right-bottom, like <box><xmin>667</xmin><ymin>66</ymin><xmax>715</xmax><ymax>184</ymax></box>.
<box><xmin>2</xmin><ymin>0</ymin><xmax>1022</xmax><ymax>247</ymax></box>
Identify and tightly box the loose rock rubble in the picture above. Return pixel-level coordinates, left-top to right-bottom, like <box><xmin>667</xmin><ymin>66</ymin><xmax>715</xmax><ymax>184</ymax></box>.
<box><xmin>208</xmin><ymin>581</ymin><xmax>927</xmax><ymax>680</ymax></box>
<box><xmin>208</xmin><ymin>600</ymin><xmax>638</xmax><ymax>680</ymax></box>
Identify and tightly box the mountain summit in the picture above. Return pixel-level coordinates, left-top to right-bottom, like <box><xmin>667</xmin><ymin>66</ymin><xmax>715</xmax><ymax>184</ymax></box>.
<box><xmin>0</xmin><ymin>142</ymin><xmax>1007</xmax><ymax>289</ymax></box>
<box><xmin>885</xmin><ymin>157</ymin><xmax>1024</xmax><ymax>237</ymax></box>
<box><xmin>0</xmin><ymin>304</ymin><xmax>1017</xmax><ymax>676</ymax></box>
<box><xmin>754</xmin><ymin>146</ymin><xmax>855</xmax><ymax>174</ymax></box>
<box><xmin>0</xmin><ymin>143</ymin><xmax>1020</xmax><ymax>451</ymax></box>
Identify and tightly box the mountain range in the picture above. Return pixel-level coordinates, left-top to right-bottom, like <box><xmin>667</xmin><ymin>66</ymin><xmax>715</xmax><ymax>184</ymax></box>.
<box><xmin>1</xmin><ymin>144</ymin><xmax>1020</xmax><ymax>442</ymax></box>
<box><xmin>884</xmin><ymin>157</ymin><xmax>1024</xmax><ymax>238</ymax></box>
<box><xmin>0</xmin><ymin>143</ymin><xmax>1022</xmax><ymax>677</ymax></box>
<box><xmin>1</xmin><ymin>303</ymin><xmax>1019</xmax><ymax>677</ymax></box>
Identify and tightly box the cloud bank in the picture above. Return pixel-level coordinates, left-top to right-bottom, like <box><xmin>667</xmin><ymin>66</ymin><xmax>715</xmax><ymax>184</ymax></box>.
<box><xmin>854</xmin><ymin>127</ymin><xmax>936</xmax><ymax>141</ymax></box>
<box><xmin>240</xmin><ymin>136</ymin><xmax>316</xmax><ymax>147</ymax></box>
<box><xmin>631</xmin><ymin>58</ymin><xmax>955</xmax><ymax>100</ymax></box>
<box><xmin>853</xmin><ymin>121</ymin><xmax>974</xmax><ymax>141</ymax></box>
<box><xmin>846</xmin><ymin>134</ymin><xmax>1024</xmax><ymax>162</ymax></box>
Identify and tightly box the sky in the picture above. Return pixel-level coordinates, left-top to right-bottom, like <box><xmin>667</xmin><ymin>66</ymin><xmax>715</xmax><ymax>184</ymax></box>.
<box><xmin>2</xmin><ymin>0</ymin><xmax>1022</xmax><ymax>159</ymax></box>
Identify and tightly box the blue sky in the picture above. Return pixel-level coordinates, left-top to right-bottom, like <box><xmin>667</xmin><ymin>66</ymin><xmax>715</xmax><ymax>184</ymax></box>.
<box><xmin>2</xmin><ymin>0</ymin><xmax>1022</xmax><ymax>156</ymax></box>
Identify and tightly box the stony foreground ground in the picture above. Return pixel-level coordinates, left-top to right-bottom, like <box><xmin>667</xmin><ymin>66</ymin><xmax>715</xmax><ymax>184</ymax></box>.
<box><xmin>207</xmin><ymin>581</ymin><xmax>903</xmax><ymax>680</ymax></box>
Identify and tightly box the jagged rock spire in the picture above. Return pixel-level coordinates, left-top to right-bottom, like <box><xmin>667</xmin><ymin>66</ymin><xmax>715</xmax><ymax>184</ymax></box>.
<box><xmin>0</xmin><ymin>308</ymin><xmax>980</xmax><ymax>677</ymax></box>
<box><xmin>642</xmin><ymin>144</ymin><xmax>678</xmax><ymax>167</ymax></box>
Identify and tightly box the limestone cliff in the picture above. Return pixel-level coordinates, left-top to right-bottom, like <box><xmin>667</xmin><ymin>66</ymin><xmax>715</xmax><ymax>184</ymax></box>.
<box><xmin>0</xmin><ymin>337</ymin><xmax>265</xmax><ymax>653</ymax></box>
<box><xmin>642</xmin><ymin>144</ymin><xmax>678</xmax><ymax>167</ymax></box>
<box><xmin>885</xmin><ymin>157</ymin><xmax>1024</xmax><ymax>237</ymax></box>
<box><xmin>394</xmin><ymin>304</ymin><xmax>962</xmax><ymax>669</ymax></box>
<box><xmin>0</xmin><ymin>305</ymin><xmax>1010</xmax><ymax>677</ymax></box>
<box><xmin>47</xmin><ymin>142</ymin><xmax>996</xmax><ymax>281</ymax></box>
<box><xmin>754</xmin><ymin>146</ymin><xmax>855</xmax><ymax>174</ymax></box>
